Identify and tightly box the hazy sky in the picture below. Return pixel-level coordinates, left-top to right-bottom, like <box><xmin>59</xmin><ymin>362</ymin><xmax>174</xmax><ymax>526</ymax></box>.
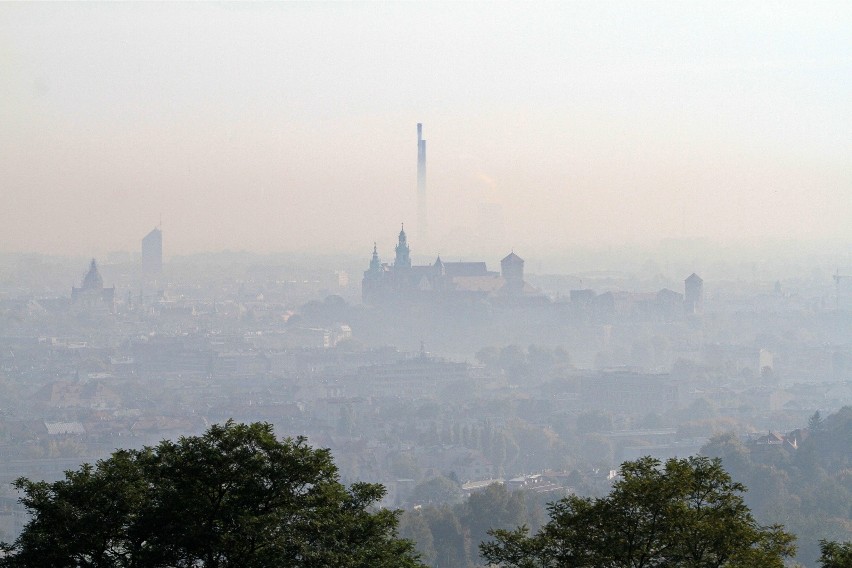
<box><xmin>2</xmin><ymin>2</ymin><xmax>850</xmax><ymax>258</ymax></box>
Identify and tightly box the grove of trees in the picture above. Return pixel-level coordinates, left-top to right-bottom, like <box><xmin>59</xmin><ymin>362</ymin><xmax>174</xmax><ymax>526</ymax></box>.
<box><xmin>702</xmin><ymin>407</ymin><xmax>852</xmax><ymax>565</ymax></box>
<box><xmin>3</xmin><ymin>418</ymin><xmax>852</xmax><ymax>568</ymax></box>
<box><xmin>482</xmin><ymin>456</ymin><xmax>796</xmax><ymax>568</ymax></box>
<box><xmin>0</xmin><ymin>421</ymin><xmax>423</xmax><ymax>568</ymax></box>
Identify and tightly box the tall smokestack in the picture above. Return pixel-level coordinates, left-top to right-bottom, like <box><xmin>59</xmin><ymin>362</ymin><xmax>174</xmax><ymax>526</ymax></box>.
<box><xmin>417</xmin><ymin>123</ymin><xmax>427</xmax><ymax>243</ymax></box>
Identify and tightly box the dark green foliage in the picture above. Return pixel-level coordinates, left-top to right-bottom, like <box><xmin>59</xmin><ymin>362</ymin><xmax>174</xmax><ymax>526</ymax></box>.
<box><xmin>460</xmin><ymin>483</ymin><xmax>528</xmax><ymax>564</ymax></box>
<box><xmin>397</xmin><ymin>511</ymin><xmax>437</xmax><ymax>566</ymax></box>
<box><xmin>399</xmin><ymin>483</ymin><xmax>551</xmax><ymax>567</ymax></box>
<box><xmin>703</xmin><ymin>407</ymin><xmax>852</xmax><ymax>565</ymax></box>
<box><xmin>408</xmin><ymin>475</ymin><xmax>463</xmax><ymax>507</ymax></box>
<box><xmin>1</xmin><ymin>421</ymin><xmax>423</xmax><ymax>568</ymax></box>
<box><xmin>481</xmin><ymin>456</ymin><xmax>796</xmax><ymax>568</ymax></box>
<box><xmin>819</xmin><ymin>540</ymin><xmax>852</xmax><ymax>568</ymax></box>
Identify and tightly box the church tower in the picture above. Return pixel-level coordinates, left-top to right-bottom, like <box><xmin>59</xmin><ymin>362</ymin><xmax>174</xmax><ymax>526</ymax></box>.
<box><xmin>501</xmin><ymin>252</ymin><xmax>525</xmax><ymax>296</ymax></box>
<box><xmin>362</xmin><ymin>243</ymin><xmax>385</xmax><ymax>304</ymax></box>
<box><xmin>394</xmin><ymin>225</ymin><xmax>411</xmax><ymax>268</ymax></box>
<box><xmin>368</xmin><ymin>242</ymin><xmax>382</xmax><ymax>273</ymax></box>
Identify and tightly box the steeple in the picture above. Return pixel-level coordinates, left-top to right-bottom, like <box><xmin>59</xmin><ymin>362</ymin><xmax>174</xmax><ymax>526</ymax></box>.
<box><xmin>369</xmin><ymin>242</ymin><xmax>381</xmax><ymax>272</ymax></box>
<box><xmin>433</xmin><ymin>255</ymin><xmax>444</xmax><ymax>275</ymax></box>
<box><xmin>394</xmin><ymin>223</ymin><xmax>411</xmax><ymax>268</ymax></box>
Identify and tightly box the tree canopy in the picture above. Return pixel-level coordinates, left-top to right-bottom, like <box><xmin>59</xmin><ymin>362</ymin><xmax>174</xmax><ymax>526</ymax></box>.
<box><xmin>818</xmin><ymin>540</ymin><xmax>852</xmax><ymax>568</ymax></box>
<box><xmin>0</xmin><ymin>421</ymin><xmax>423</xmax><ymax>568</ymax></box>
<box><xmin>481</xmin><ymin>456</ymin><xmax>796</xmax><ymax>568</ymax></box>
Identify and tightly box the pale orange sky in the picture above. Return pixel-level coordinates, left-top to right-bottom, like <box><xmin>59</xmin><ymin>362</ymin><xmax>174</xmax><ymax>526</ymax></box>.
<box><xmin>1</xmin><ymin>2</ymin><xmax>850</xmax><ymax>258</ymax></box>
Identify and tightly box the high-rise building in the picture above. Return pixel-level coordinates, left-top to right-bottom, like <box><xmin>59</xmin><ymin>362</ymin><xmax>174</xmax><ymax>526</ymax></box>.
<box><xmin>417</xmin><ymin>123</ymin><xmax>427</xmax><ymax>243</ymax></box>
<box><xmin>142</xmin><ymin>227</ymin><xmax>163</xmax><ymax>275</ymax></box>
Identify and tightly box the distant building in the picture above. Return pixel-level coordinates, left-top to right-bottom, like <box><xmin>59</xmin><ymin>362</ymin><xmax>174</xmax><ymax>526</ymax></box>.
<box><xmin>362</xmin><ymin>226</ymin><xmax>531</xmax><ymax>305</ymax></box>
<box><xmin>684</xmin><ymin>273</ymin><xmax>704</xmax><ymax>314</ymax></box>
<box><xmin>654</xmin><ymin>288</ymin><xmax>684</xmax><ymax>320</ymax></box>
<box><xmin>500</xmin><ymin>252</ymin><xmax>524</xmax><ymax>297</ymax></box>
<box><xmin>580</xmin><ymin>370</ymin><xmax>679</xmax><ymax>414</ymax></box>
<box><xmin>345</xmin><ymin>348</ymin><xmax>471</xmax><ymax>399</ymax></box>
<box><xmin>570</xmin><ymin>289</ymin><xmax>596</xmax><ymax>307</ymax></box>
<box><xmin>141</xmin><ymin>227</ymin><xmax>163</xmax><ymax>276</ymax></box>
<box><xmin>71</xmin><ymin>259</ymin><xmax>115</xmax><ymax>312</ymax></box>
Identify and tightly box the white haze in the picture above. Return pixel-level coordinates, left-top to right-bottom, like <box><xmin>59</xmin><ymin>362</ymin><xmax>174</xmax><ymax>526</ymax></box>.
<box><xmin>1</xmin><ymin>2</ymin><xmax>850</xmax><ymax>261</ymax></box>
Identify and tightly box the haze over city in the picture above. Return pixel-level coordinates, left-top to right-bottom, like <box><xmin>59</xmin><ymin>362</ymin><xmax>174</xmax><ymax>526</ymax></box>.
<box><xmin>5</xmin><ymin>3</ymin><xmax>852</xmax><ymax>566</ymax></box>
<box><xmin>2</xmin><ymin>2</ymin><xmax>850</xmax><ymax>260</ymax></box>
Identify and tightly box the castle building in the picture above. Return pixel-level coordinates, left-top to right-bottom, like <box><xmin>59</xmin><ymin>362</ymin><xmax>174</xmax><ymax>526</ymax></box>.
<box><xmin>362</xmin><ymin>226</ymin><xmax>529</xmax><ymax>305</ymax></box>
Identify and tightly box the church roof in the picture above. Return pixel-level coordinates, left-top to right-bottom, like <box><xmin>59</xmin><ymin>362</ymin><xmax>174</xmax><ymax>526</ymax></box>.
<box><xmin>501</xmin><ymin>252</ymin><xmax>524</xmax><ymax>264</ymax></box>
<box><xmin>80</xmin><ymin>259</ymin><xmax>103</xmax><ymax>290</ymax></box>
<box><xmin>443</xmin><ymin>262</ymin><xmax>489</xmax><ymax>277</ymax></box>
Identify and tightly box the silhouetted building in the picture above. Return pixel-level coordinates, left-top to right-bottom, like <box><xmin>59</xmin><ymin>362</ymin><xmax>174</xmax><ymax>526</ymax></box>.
<box><xmin>654</xmin><ymin>288</ymin><xmax>684</xmax><ymax>321</ymax></box>
<box><xmin>362</xmin><ymin>226</ymin><xmax>528</xmax><ymax>305</ymax></box>
<box><xmin>71</xmin><ymin>259</ymin><xmax>115</xmax><ymax>311</ymax></box>
<box><xmin>501</xmin><ymin>252</ymin><xmax>524</xmax><ymax>297</ymax></box>
<box><xmin>684</xmin><ymin>273</ymin><xmax>704</xmax><ymax>314</ymax></box>
<box><xmin>141</xmin><ymin>227</ymin><xmax>163</xmax><ymax>275</ymax></box>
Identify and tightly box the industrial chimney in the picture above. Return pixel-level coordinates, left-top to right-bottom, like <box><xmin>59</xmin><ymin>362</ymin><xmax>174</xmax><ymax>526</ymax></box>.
<box><xmin>417</xmin><ymin>123</ymin><xmax>427</xmax><ymax>243</ymax></box>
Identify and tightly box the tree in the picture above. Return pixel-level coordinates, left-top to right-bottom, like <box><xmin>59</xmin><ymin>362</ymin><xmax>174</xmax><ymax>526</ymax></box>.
<box><xmin>420</xmin><ymin>506</ymin><xmax>469</xmax><ymax>568</ymax></box>
<box><xmin>398</xmin><ymin>511</ymin><xmax>437</xmax><ymax>566</ymax></box>
<box><xmin>408</xmin><ymin>475</ymin><xmax>463</xmax><ymax>507</ymax></box>
<box><xmin>818</xmin><ymin>540</ymin><xmax>852</xmax><ymax>568</ymax></box>
<box><xmin>481</xmin><ymin>456</ymin><xmax>795</xmax><ymax>568</ymax></box>
<box><xmin>1</xmin><ymin>421</ymin><xmax>424</xmax><ymax>568</ymax></box>
<box><xmin>460</xmin><ymin>483</ymin><xmax>528</xmax><ymax>564</ymax></box>
<box><xmin>809</xmin><ymin>411</ymin><xmax>826</xmax><ymax>432</ymax></box>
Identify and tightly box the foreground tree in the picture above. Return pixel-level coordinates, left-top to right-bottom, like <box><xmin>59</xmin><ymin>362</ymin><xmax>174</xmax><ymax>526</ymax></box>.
<box><xmin>819</xmin><ymin>540</ymin><xmax>852</xmax><ymax>568</ymax></box>
<box><xmin>481</xmin><ymin>456</ymin><xmax>795</xmax><ymax>568</ymax></box>
<box><xmin>1</xmin><ymin>421</ymin><xmax>423</xmax><ymax>568</ymax></box>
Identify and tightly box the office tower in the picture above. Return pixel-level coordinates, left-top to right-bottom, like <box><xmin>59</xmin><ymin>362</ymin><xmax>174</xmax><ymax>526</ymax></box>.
<box><xmin>142</xmin><ymin>227</ymin><xmax>163</xmax><ymax>275</ymax></box>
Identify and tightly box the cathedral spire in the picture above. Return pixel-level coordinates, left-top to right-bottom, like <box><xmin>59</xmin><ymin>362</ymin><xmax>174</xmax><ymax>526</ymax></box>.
<box><xmin>368</xmin><ymin>242</ymin><xmax>381</xmax><ymax>273</ymax></box>
<box><xmin>395</xmin><ymin>224</ymin><xmax>411</xmax><ymax>268</ymax></box>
